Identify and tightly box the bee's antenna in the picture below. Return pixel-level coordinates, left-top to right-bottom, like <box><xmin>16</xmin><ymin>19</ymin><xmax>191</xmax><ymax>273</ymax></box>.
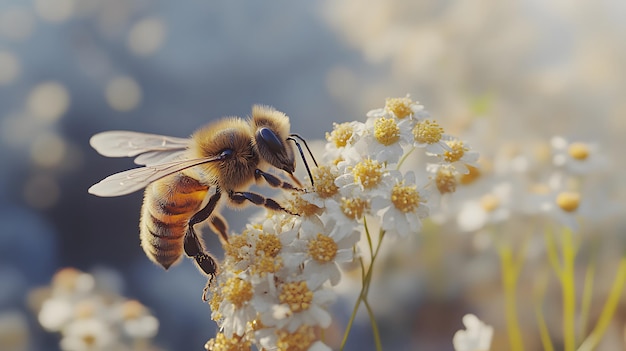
<box><xmin>289</xmin><ymin>134</ymin><xmax>318</xmax><ymax>167</ymax></box>
<box><xmin>287</xmin><ymin>136</ymin><xmax>316</xmax><ymax>187</ymax></box>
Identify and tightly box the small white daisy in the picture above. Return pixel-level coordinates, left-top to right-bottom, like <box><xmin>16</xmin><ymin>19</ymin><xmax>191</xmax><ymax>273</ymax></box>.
<box><xmin>370</xmin><ymin>171</ymin><xmax>430</xmax><ymax>237</ymax></box>
<box><xmin>59</xmin><ymin>318</ymin><xmax>117</xmax><ymax>351</ymax></box>
<box><xmin>551</xmin><ymin>136</ymin><xmax>608</xmax><ymax>175</ymax></box>
<box><xmin>256</xmin><ymin>325</ymin><xmax>332</xmax><ymax>351</ymax></box>
<box><xmin>366</xmin><ymin>95</ymin><xmax>427</xmax><ymax>121</ymax></box>
<box><xmin>429</xmin><ymin>136</ymin><xmax>480</xmax><ymax>174</ymax></box>
<box><xmin>253</xmin><ymin>278</ymin><xmax>334</xmax><ymax>333</ymax></box>
<box><xmin>286</xmin><ymin>216</ymin><xmax>360</xmax><ymax>287</ymax></box>
<box><xmin>352</xmin><ymin>115</ymin><xmax>413</xmax><ymax>165</ymax></box>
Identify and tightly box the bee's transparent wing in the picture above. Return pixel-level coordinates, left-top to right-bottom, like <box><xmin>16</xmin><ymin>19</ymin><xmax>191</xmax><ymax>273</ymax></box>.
<box><xmin>88</xmin><ymin>157</ymin><xmax>219</xmax><ymax>197</ymax></box>
<box><xmin>90</xmin><ymin>131</ymin><xmax>190</xmax><ymax>165</ymax></box>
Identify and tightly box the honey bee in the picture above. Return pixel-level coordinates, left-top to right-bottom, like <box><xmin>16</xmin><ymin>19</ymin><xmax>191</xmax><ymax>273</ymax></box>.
<box><xmin>89</xmin><ymin>105</ymin><xmax>316</xmax><ymax>280</ymax></box>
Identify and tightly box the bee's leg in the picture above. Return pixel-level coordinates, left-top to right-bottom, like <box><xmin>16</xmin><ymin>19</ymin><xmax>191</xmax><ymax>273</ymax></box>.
<box><xmin>209</xmin><ymin>213</ymin><xmax>228</xmax><ymax>244</ymax></box>
<box><xmin>228</xmin><ymin>190</ymin><xmax>297</xmax><ymax>216</ymax></box>
<box><xmin>184</xmin><ymin>188</ymin><xmax>222</xmax><ymax>277</ymax></box>
<box><xmin>254</xmin><ymin>169</ymin><xmax>303</xmax><ymax>191</ymax></box>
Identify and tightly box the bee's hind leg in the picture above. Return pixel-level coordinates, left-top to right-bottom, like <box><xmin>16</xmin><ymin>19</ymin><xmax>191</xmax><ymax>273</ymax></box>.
<box><xmin>184</xmin><ymin>188</ymin><xmax>223</xmax><ymax>278</ymax></box>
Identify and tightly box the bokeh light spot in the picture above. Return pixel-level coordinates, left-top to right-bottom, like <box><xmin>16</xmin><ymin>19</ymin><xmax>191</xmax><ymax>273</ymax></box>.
<box><xmin>0</xmin><ymin>7</ymin><xmax>36</xmax><ymax>41</ymax></box>
<box><xmin>27</xmin><ymin>82</ymin><xmax>71</xmax><ymax>122</ymax></box>
<box><xmin>34</xmin><ymin>0</ymin><xmax>75</xmax><ymax>23</ymax></box>
<box><xmin>105</xmin><ymin>76</ymin><xmax>142</xmax><ymax>112</ymax></box>
<box><xmin>127</xmin><ymin>17</ymin><xmax>166</xmax><ymax>57</ymax></box>
<box><xmin>0</xmin><ymin>51</ymin><xmax>21</xmax><ymax>85</ymax></box>
<box><xmin>30</xmin><ymin>133</ymin><xmax>67</xmax><ymax>168</ymax></box>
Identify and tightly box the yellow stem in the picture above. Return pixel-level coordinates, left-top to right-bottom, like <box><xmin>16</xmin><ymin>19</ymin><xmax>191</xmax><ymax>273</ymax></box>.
<box><xmin>577</xmin><ymin>257</ymin><xmax>626</xmax><ymax>351</ymax></box>
<box><xmin>535</xmin><ymin>303</ymin><xmax>555</xmax><ymax>351</ymax></box>
<box><xmin>534</xmin><ymin>271</ymin><xmax>555</xmax><ymax>351</ymax></box>
<box><xmin>499</xmin><ymin>246</ymin><xmax>524</xmax><ymax>351</ymax></box>
<box><xmin>579</xmin><ymin>255</ymin><xmax>596</xmax><ymax>339</ymax></box>
<box><xmin>544</xmin><ymin>226</ymin><xmax>563</xmax><ymax>280</ymax></box>
<box><xmin>561</xmin><ymin>227</ymin><xmax>577</xmax><ymax>351</ymax></box>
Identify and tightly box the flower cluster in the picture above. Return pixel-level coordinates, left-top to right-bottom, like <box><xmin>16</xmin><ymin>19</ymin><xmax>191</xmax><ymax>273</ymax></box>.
<box><xmin>205</xmin><ymin>96</ymin><xmax>479</xmax><ymax>350</ymax></box>
<box><xmin>31</xmin><ymin>268</ymin><xmax>160</xmax><ymax>351</ymax></box>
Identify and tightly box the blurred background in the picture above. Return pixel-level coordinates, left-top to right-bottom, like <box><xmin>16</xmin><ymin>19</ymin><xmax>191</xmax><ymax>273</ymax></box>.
<box><xmin>1</xmin><ymin>0</ymin><xmax>625</xmax><ymax>350</ymax></box>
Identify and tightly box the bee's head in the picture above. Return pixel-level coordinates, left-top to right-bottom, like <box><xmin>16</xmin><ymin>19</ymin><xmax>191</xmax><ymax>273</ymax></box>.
<box><xmin>251</xmin><ymin>105</ymin><xmax>296</xmax><ymax>174</ymax></box>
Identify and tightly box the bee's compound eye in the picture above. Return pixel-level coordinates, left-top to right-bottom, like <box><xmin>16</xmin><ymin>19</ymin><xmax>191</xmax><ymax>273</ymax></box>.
<box><xmin>259</xmin><ymin>127</ymin><xmax>283</xmax><ymax>153</ymax></box>
<box><xmin>219</xmin><ymin>149</ymin><xmax>233</xmax><ymax>159</ymax></box>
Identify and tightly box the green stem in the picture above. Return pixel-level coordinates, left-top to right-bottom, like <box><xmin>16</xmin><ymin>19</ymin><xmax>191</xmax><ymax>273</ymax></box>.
<box><xmin>340</xmin><ymin>225</ymin><xmax>386</xmax><ymax>351</ymax></box>
<box><xmin>363</xmin><ymin>296</ymin><xmax>383</xmax><ymax>351</ymax></box>
<box><xmin>396</xmin><ymin>146</ymin><xmax>415</xmax><ymax>170</ymax></box>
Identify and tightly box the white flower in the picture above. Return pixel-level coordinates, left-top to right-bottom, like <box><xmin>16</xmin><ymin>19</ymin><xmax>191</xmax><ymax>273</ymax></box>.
<box><xmin>335</xmin><ymin>158</ymin><xmax>400</xmax><ymax>199</ymax></box>
<box><xmin>352</xmin><ymin>116</ymin><xmax>413</xmax><ymax>164</ymax></box>
<box><xmin>215</xmin><ymin>273</ymin><xmax>257</xmax><ymax>338</ymax></box>
<box><xmin>370</xmin><ymin>171</ymin><xmax>429</xmax><ymax>237</ymax></box>
<box><xmin>38</xmin><ymin>298</ymin><xmax>74</xmax><ymax>332</ymax></box>
<box><xmin>456</xmin><ymin>181</ymin><xmax>517</xmax><ymax>232</ymax></box>
<box><xmin>256</xmin><ymin>325</ymin><xmax>332</xmax><ymax>351</ymax></box>
<box><xmin>253</xmin><ymin>279</ymin><xmax>335</xmax><ymax>333</ymax></box>
<box><xmin>115</xmin><ymin>300</ymin><xmax>159</xmax><ymax>339</ymax></box>
<box><xmin>430</xmin><ymin>136</ymin><xmax>480</xmax><ymax>174</ymax></box>
<box><xmin>551</xmin><ymin>136</ymin><xmax>608</xmax><ymax>175</ymax></box>
<box><xmin>452</xmin><ymin>314</ymin><xmax>493</xmax><ymax>351</ymax></box>
<box><xmin>411</xmin><ymin>118</ymin><xmax>452</xmax><ymax>154</ymax></box>
<box><xmin>324</xmin><ymin>121</ymin><xmax>365</xmax><ymax>163</ymax></box>
<box><xmin>59</xmin><ymin>319</ymin><xmax>117</xmax><ymax>351</ymax></box>
<box><xmin>366</xmin><ymin>95</ymin><xmax>427</xmax><ymax>121</ymax></box>
<box><xmin>286</xmin><ymin>217</ymin><xmax>360</xmax><ymax>287</ymax></box>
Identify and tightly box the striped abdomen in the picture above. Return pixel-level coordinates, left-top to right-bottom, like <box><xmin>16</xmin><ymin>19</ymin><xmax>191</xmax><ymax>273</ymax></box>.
<box><xmin>139</xmin><ymin>173</ymin><xmax>208</xmax><ymax>269</ymax></box>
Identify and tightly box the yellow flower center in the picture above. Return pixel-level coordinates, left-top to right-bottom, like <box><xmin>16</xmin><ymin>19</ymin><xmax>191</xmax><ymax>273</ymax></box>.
<box><xmin>256</xmin><ymin>233</ymin><xmax>281</xmax><ymax>257</ymax></box>
<box><xmin>279</xmin><ymin>281</ymin><xmax>313</xmax><ymax>313</ymax></box>
<box><xmin>435</xmin><ymin>167</ymin><xmax>457</xmax><ymax>194</ymax></box>
<box><xmin>556</xmin><ymin>191</ymin><xmax>580</xmax><ymax>212</ymax></box>
<box><xmin>412</xmin><ymin>119</ymin><xmax>444</xmax><ymax>144</ymax></box>
<box><xmin>205</xmin><ymin>332</ymin><xmax>251</xmax><ymax>351</ymax></box>
<box><xmin>121</xmin><ymin>300</ymin><xmax>146</xmax><ymax>320</ymax></box>
<box><xmin>251</xmin><ymin>255</ymin><xmax>283</xmax><ymax>277</ymax></box>
<box><xmin>391</xmin><ymin>183</ymin><xmax>420</xmax><ymax>213</ymax></box>
<box><xmin>340</xmin><ymin>197</ymin><xmax>370</xmax><ymax>220</ymax></box>
<box><xmin>82</xmin><ymin>334</ymin><xmax>97</xmax><ymax>346</ymax></box>
<box><xmin>326</xmin><ymin>122</ymin><xmax>354</xmax><ymax>148</ymax></box>
<box><xmin>459</xmin><ymin>165</ymin><xmax>481</xmax><ymax>185</ymax></box>
<box><xmin>74</xmin><ymin>300</ymin><xmax>96</xmax><ymax>319</ymax></box>
<box><xmin>208</xmin><ymin>290</ymin><xmax>223</xmax><ymax>320</ymax></box>
<box><xmin>275</xmin><ymin>325</ymin><xmax>316</xmax><ymax>351</ymax></box>
<box><xmin>353</xmin><ymin>159</ymin><xmax>383</xmax><ymax>189</ymax></box>
<box><xmin>373</xmin><ymin>117</ymin><xmax>400</xmax><ymax>146</ymax></box>
<box><xmin>288</xmin><ymin>195</ymin><xmax>321</xmax><ymax>217</ymax></box>
<box><xmin>308</xmin><ymin>233</ymin><xmax>338</xmax><ymax>263</ymax></box>
<box><xmin>443</xmin><ymin>140</ymin><xmax>467</xmax><ymax>163</ymax></box>
<box><xmin>223</xmin><ymin>277</ymin><xmax>253</xmax><ymax>309</ymax></box>
<box><xmin>385</xmin><ymin>96</ymin><xmax>413</xmax><ymax>119</ymax></box>
<box><xmin>52</xmin><ymin>267</ymin><xmax>82</xmax><ymax>292</ymax></box>
<box><xmin>312</xmin><ymin>166</ymin><xmax>339</xmax><ymax>198</ymax></box>
<box><xmin>480</xmin><ymin>194</ymin><xmax>500</xmax><ymax>213</ymax></box>
<box><xmin>224</xmin><ymin>233</ymin><xmax>252</xmax><ymax>264</ymax></box>
<box><xmin>568</xmin><ymin>142</ymin><xmax>589</xmax><ymax>161</ymax></box>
